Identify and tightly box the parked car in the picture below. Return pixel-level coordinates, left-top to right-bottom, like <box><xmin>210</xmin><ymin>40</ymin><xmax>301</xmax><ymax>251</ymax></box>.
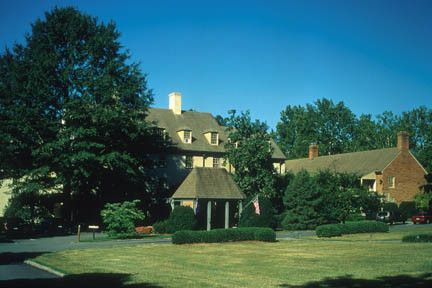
<box><xmin>411</xmin><ymin>212</ymin><xmax>432</xmax><ymax>224</ymax></box>
<box><xmin>376</xmin><ymin>211</ymin><xmax>396</xmax><ymax>224</ymax></box>
<box><xmin>36</xmin><ymin>218</ymin><xmax>69</xmax><ymax>236</ymax></box>
<box><xmin>4</xmin><ymin>218</ymin><xmax>33</xmax><ymax>238</ymax></box>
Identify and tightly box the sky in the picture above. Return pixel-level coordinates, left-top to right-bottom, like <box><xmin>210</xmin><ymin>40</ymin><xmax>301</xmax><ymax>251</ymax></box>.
<box><xmin>0</xmin><ymin>0</ymin><xmax>431</xmax><ymax>129</ymax></box>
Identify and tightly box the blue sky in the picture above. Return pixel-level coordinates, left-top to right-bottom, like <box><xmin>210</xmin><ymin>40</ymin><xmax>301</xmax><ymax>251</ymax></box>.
<box><xmin>1</xmin><ymin>0</ymin><xmax>431</xmax><ymax>129</ymax></box>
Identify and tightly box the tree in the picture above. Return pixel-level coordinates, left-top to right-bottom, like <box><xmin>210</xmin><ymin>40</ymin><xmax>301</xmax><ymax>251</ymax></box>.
<box><xmin>276</xmin><ymin>98</ymin><xmax>356</xmax><ymax>159</ymax></box>
<box><xmin>0</xmin><ymin>7</ymin><xmax>169</xmax><ymax>224</ymax></box>
<box><xmin>282</xmin><ymin>170</ymin><xmax>323</xmax><ymax>230</ymax></box>
<box><xmin>224</xmin><ymin>110</ymin><xmax>277</xmax><ymax>198</ymax></box>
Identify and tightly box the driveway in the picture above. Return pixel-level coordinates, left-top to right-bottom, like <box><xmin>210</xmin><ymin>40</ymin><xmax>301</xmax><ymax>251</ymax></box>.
<box><xmin>0</xmin><ymin>233</ymin><xmax>171</xmax><ymax>281</ymax></box>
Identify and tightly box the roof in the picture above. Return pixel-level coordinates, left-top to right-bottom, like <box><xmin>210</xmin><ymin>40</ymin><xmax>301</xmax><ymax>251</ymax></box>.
<box><xmin>285</xmin><ymin>147</ymin><xmax>401</xmax><ymax>176</ymax></box>
<box><xmin>147</xmin><ymin>108</ymin><xmax>285</xmax><ymax>159</ymax></box>
<box><xmin>171</xmin><ymin>168</ymin><xmax>246</xmax><ymax>200</ymax></box>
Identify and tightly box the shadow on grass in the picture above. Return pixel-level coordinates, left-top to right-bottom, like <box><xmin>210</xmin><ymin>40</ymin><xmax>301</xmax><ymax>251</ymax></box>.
<box><xmin>0</xmin><ymin>273</ymin><xmax>162</xmax><ymax>288</ymax></box>
<box><xmin>0</xmin><ymin>252</ymin><xmax>49</xmax><ymax>265</ymax></box>
<box><xmin>280</xmin><ymin>273</ymin><xmax>432</xmax><ymax>288</ymax></box>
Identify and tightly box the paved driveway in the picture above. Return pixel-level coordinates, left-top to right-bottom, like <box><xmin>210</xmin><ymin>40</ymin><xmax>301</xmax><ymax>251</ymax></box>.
<box><xmin>0</xmin><ymin>233</ymin><xmax>170</xmax><ymax>281</ymax></box>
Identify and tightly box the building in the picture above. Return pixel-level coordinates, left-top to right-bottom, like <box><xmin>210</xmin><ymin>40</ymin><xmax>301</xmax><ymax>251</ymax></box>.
<box><xmin>285</xmin><ymin>132</ymin><xmax>427</xmax><ymax>204</ymax></box>
<box><xmin>146</xmin><ymin>92</ymin><xmax>286</xmax><ymax>189</ymax></box>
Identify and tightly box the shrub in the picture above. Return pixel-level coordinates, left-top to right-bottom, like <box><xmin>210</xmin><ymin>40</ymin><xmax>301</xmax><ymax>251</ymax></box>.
<box><xmin>153</xmin><ymin>220</ymin><xmax>173</xmax><ymax>234</ymax></box>
<box><xmin>153</xmin><ymin>206</ymin><xmax>197</xmax><ymax>234</ymax></box>
<box><xmin>239</xmin><ymin>197</ymin><xmax>277</xmax><ymax>229</ymax></box>
<box><xmin>316</xmin><ymin>224</ymin><xmax>342</xmax><ymax>238</ymax></box>
<box><xmin>172</xmin><ymin>227</ymin><xmax>276</xmax><ymax>244</ymax></box>
<box><xmin>316</xmin><ymin>221</ymin><xmax>388</xmax><ymax>237</ymax></box>
<box><xmin>281</xmin><ymin>213</ymin><xmax>317</xmax><ymax>231</ymax></box>
<box><xmin>399</xmin><ymin>201</ymin><xmax>417</xmax><ymax>222</ymax></box>
<box><xmin>402</xmin><ymin>233</ymin><xmax>432</xmax><ymax>243</ymax></box>
<box><xmin>101</xmin><ymin>200</ymin><xmax>145</xmax><ymax>237</ymax></box>
<box><xmin>345</xmin><ymin>214</ymin><xmax>366</xmax><ymax>222</ymax></box>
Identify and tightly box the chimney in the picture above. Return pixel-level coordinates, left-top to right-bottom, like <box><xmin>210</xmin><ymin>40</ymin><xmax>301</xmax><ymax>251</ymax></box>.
<box><xmin>397</xmin><ymin>131</ymin><xmax>409</xmax><ymax>151</ymax></box>
<box><xmin>308</xmin><ymin>143</ymin><xmax>318</xmax><ymax>160</ymax></box>
<box><xmin>169</xmin><ymin>92</ymin><xmax>182</xmax><ymax>115</ymax></box>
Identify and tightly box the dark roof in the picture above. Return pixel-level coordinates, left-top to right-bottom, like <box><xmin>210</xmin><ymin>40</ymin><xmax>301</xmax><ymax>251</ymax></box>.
<box><xmin>285</xmin><ymin>147</ymin><xmax>401</xmax><ymax>176</ymax></box>
<box><xmin>171</xmin><ymin>168</ymin><xmax>246</xmax><ymax>199</ymax></box>
<box><xmin>147</xmin><ymin>108</ymin><xmax>285</xmax><ymax>159</ymax></box>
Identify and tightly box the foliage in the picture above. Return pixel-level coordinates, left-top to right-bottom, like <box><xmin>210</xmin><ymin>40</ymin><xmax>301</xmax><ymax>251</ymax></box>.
<box><xmin>172</xmin><ymin>227</ymin><xmax>276</xmax><ymax>244</ymax></box>
<box><xmin>0</xmin><ymin>7</ymin><xmax>170</xmax><ymax>224</ymax></box>
<box><xmin>239</xmin><ymin>196</ymin><xmax>276</xmax><ymax>228</ymax></box>
<box><xmin>282</xmin><ymin>170</ymin><xmax>323</xmax><ymax>230</ymax></box>
<box><xmin>337</xmin><ymin>221</ymin><xmax>389</xmax><ymax>235</ymax></box>
<box><xmin>414</xmin><ymin>192</ymin><xmax>432</xmax><ymax>212</ymax></box>
<box><xmin>315</xmin><ymin>224</ymin><xmax>342</xmax><ymax>238</ymax></box>
<box><xmin>224</xmin><ymin>110</ymin><xmax>277</xmax><ymax>198</ymax></box>
<box><xmin>399</xmin><ymin>201</ymin><xmax>418</xmax><ymax>221</ymax></box>
<box><xmin>153</xmin><ymin>220</ymin><xmax>173</xmax><ymax>234</ymax></box>
<box><xmin>275</xmin><ymin>99</ymin><xmax>432</xmax><ymax>172</ymax></box>
<box><xmin>100</xmin><ymin>200</ymin><xmax>145</xmax><ymax>237</ymax></box>
<box><xmin>316</xmin><ymin>221</ymin><xmax>389</xmax><ymax>237</ymax></box>
<box><xmin>153</xmin><ymin>206</ymin><xmax>197</xmax><ymax>234</ymax></box>
<box><xmin>402</xmin><ymin>233</ymin><xmax>432</xmax><ymax>243</ymax></box>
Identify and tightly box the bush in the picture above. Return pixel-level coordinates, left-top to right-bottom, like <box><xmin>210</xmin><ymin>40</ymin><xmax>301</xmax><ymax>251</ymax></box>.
<box><xmin>239</xmin><ymin>197</ymin><xmax>276</xmax><ymax>229</ymax></box>
<box><xmin>153</xmin><ymin>220</ymin><xmax>173</xmax><ymax>234</ymax></box>
<box><xmin>399</xmin><ymin>202</ymin><xmax>417</xmax><ymax>222</ymax></box>
<box><xmin>172</xmin><ymin>227</ymin><xmax>276</xmax><ymax>244</ymax></box>
<box><xmin>153</xmin><ymin>206</ymin><xmax>197</xmax><ymax>234</ymax></box>
<box><xmin>345</xmin><ymin>214</ymin><xmax>366</xmax><ymax>222</ymax></box>
<box><xmin>402</xmin><ymin>233</ymin><xmax>432</xmax><ymax>243</ymax></box>
<box><xmin>101</xmin><ymin>200</ymin><xmax>145</xmax><ymax>237</ymax></box>
<box><xmin>316</xmin><ymin>221</ymin><xmax>389</xmax><ymax>238</ymax></box>
<box><xmin>316</xmin><ymin>224</ymin><xmax>342</xmax><ymax>237</ymax></box>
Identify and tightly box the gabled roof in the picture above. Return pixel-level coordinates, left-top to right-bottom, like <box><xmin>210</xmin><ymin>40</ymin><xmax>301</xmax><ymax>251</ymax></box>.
<box><xmin>171</xmin><ymin>168</ymin><xmax>246</xmax><ymax>199</ymax></box>
<box><xmin>147</xmin><ymin>108</ymin><xmax>285</xmax><ymax>159</ymax></box>
<box><xmin>285</xmin><ymin>147</ymin><xmax>401</xmax><ymax>176</ymax></box>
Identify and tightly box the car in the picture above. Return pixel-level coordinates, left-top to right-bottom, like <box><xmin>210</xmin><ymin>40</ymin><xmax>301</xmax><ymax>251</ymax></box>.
<box><xmin>411</xmin><ymin>212</ymin><xmax>432</xmax><ymax>224</ymax></box>
<box><xmin>376</xmin><ymin>211</ymin><xmax>395</xmax><ymax>224</ymax></box>
<box><xmin>36</xmin><ymin>218</ymin><xmax>69</xmax><ymax>236</ymax></box>
<box><xmin>3</xmin><ymin>218</ymin><xmax>33</xmax><ymax>238</ymax></box>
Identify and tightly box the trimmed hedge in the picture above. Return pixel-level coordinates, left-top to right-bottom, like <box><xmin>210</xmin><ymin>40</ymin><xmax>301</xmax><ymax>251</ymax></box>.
<box><xmin>316</xmin><ymin>221</ymin><xmax>389</xmax><ymax>238</ymax></box>
<box><xmin>316</xmin><ymin>224</ymin><xmax>342</xmax><ymax>238</ymax></box>
<box><xmin>402</xmin><ymin>233</ymin><xmax>432</xmax><ymax>243</ymax></box>
<box><xmin>172</xmin><ymin>227</ymin><xmax>276</xmax><ymax>244</ymax></box>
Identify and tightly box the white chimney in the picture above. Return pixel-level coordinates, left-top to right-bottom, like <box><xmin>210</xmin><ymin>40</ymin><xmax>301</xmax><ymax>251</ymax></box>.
<box><xmin>169</xmin><ymin>92</ymin><xmax>182</xmax><ymax>115</ymax></box>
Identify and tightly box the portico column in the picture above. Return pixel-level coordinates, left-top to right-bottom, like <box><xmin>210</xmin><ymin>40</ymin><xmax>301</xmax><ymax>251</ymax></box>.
<box><xmin>207</xmin><ymin>201</ymin><xmax>212</xmax><ymax>231</ymax></box>
<box><xmin>225</xmin><ymin>201</ymin><xmax>230</xmax><ymax>229</ymax></box>
<box><xmin>238</xmin><ymin>201</ymin><xmax>243</xmax><ymax>218</ymax></box>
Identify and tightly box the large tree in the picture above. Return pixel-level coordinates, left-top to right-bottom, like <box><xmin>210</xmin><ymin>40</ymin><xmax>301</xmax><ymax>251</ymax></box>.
<box><xmin>0</xmin><ymin>7</ymin><xmax>168</xmax><ymax>223</ymax></box>
<box><xmin>224</xmin><ymin>110</ymin><xmax>277</xmax><ymax>198</ymax></box>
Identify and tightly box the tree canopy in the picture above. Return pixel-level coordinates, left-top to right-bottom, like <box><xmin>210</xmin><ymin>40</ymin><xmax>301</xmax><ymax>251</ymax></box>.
<box><xmin>0</xmin><ymin>7</ymin><xmax>169</xmax><ymax>223</ymax></box>
<box><xmin>224</xmin><ymin>110</ymin><xmax>277</xmax><ymax>198</ymax></box>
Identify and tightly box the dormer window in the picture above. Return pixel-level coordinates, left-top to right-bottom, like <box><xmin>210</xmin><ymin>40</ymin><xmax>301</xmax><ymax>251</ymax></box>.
<box><xmin>177</xmin><ymin>128</ymin><xmax>192</xmax><ymax>144</ymax></box>
<box><xmin>204</xmin><ymin>130</ymin><xmax>219</xmax><ymax>145</ymax></box>
<box><xmin>210</xmin><ymin>132</ymin><xmax>218</xmax><ymax>145</ymax></box>
<box><xmin>184</xmin><ymin>130</ymin><xmax>192</xmax><ymax>143</ymax></box>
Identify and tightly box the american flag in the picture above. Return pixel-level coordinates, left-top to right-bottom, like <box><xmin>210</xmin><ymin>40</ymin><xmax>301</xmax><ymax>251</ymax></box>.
<box><xmin>253</xmin><ymin>196</ymin><xmax>260</xmax><ymax>215</ymax></box>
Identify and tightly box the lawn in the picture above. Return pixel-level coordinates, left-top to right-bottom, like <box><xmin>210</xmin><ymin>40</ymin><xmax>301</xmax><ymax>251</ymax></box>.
<box><xmin>32</xmin><ymin>225</ymin><xmax>432</xmax><ymax>288</ymax></box>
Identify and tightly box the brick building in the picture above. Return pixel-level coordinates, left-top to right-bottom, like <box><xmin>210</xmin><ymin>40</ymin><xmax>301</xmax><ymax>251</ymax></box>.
<box><xmin>285</xmin><ymin>132</ymin><xmax>427</xmax><ymax>204</ymax></box>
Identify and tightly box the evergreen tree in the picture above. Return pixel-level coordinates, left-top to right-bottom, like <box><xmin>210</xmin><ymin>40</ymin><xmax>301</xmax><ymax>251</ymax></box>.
<box><xmin>0</xmin><ymin>7</ymin><xmax>169</xmax><ymax>223</ymax></box>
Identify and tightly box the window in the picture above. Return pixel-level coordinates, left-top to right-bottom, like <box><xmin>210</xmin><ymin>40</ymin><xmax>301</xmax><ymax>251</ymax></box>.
<box><xmin>210</xmin><ymin>132</ymin><xmax>218</xmax><ymax>145</ymax></box>
<box><xmin>213</xmin><ymin>157</ymin><xmax>220</xmax><ymax>168</ymax></box>
<box><xmin>184</xmin><ymin>130</ymin><xmax>191</xmax><ymax>143</ymax></box>
<box><xmin>185</xmin><ymin>155</ymin><xmax>193</xmax><ymax>169</ymax></box>
<box><xmin>388</xmin><ymin>176</ymin><xmax>395</xmax><ymax>188</ymax></box>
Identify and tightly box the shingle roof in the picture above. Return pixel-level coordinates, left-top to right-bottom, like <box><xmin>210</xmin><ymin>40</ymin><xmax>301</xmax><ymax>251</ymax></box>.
<box><xmin>147</xmin><ymin>108</ymin><xmax>285</xmax><ymax>159</ymax></box>
<box><xmin>285</xmin><ymin>147</ymin><xmax>401</xmax><ymax>176</ymax></box>
<box><xmin>171</xmin><ymin>168</ymin><xmax>246</xmax><ymax>199</ymax></box>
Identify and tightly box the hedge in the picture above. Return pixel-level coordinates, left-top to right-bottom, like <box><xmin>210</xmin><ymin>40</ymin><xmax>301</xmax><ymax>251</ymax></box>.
<box><xmin>316</xmin><ymin>221</ymin><xmax>389</xmax><ymax>238</ymax></box>
<box><xmin>153</xmin><ymin>206</ymin><xmax>197</xmax><ymax>234</ymax></box>
<box><xmin>402</xmin><ymin>233</ymin><xmax>432</xmax><ymax>243</ymax></box>
<box><xmin>316</xmin><ymin>224</ymin><xmax>342</xmax><ymax>238</ymax></box>
<box><xmin>172</xmin><ymin>227</ymin><xmax>276</xmax><ymax>244</ymax></box>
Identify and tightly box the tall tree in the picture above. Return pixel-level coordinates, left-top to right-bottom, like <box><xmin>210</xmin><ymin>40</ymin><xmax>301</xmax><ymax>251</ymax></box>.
<box><xmin>224</xmin><ymin>110</ymin><xmax>277</xmax><ymax>198</ymax></box>
<box><xmin>0</xmin><ymin>7</ymin><xmax>168</xmax><ymax>223</ymax></box>
<box><xmin>276</xmin><ymin>98</ymin><xmax>356</xmax><ymax>159</ymax></box>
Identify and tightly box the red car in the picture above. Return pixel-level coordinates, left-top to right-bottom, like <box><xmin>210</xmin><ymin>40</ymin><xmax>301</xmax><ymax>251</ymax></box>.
<box><xmin>412</xmin><ymin>212</ymin><xmax>432</xmax><ymax>224</ymax></box>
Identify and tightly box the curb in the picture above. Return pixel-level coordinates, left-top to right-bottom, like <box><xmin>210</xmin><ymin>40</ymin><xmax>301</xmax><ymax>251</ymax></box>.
<box><xmin>24</xmin><ymin>260</ymin><xmax>66</xmax><ymax>277</ymax></box>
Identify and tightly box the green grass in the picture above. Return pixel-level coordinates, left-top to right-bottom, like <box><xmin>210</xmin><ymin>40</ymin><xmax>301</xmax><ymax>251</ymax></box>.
<box><xmin>33</xmin><ymin>225</ymin><xmax>432</xmax><ymax>287</ymax></box>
